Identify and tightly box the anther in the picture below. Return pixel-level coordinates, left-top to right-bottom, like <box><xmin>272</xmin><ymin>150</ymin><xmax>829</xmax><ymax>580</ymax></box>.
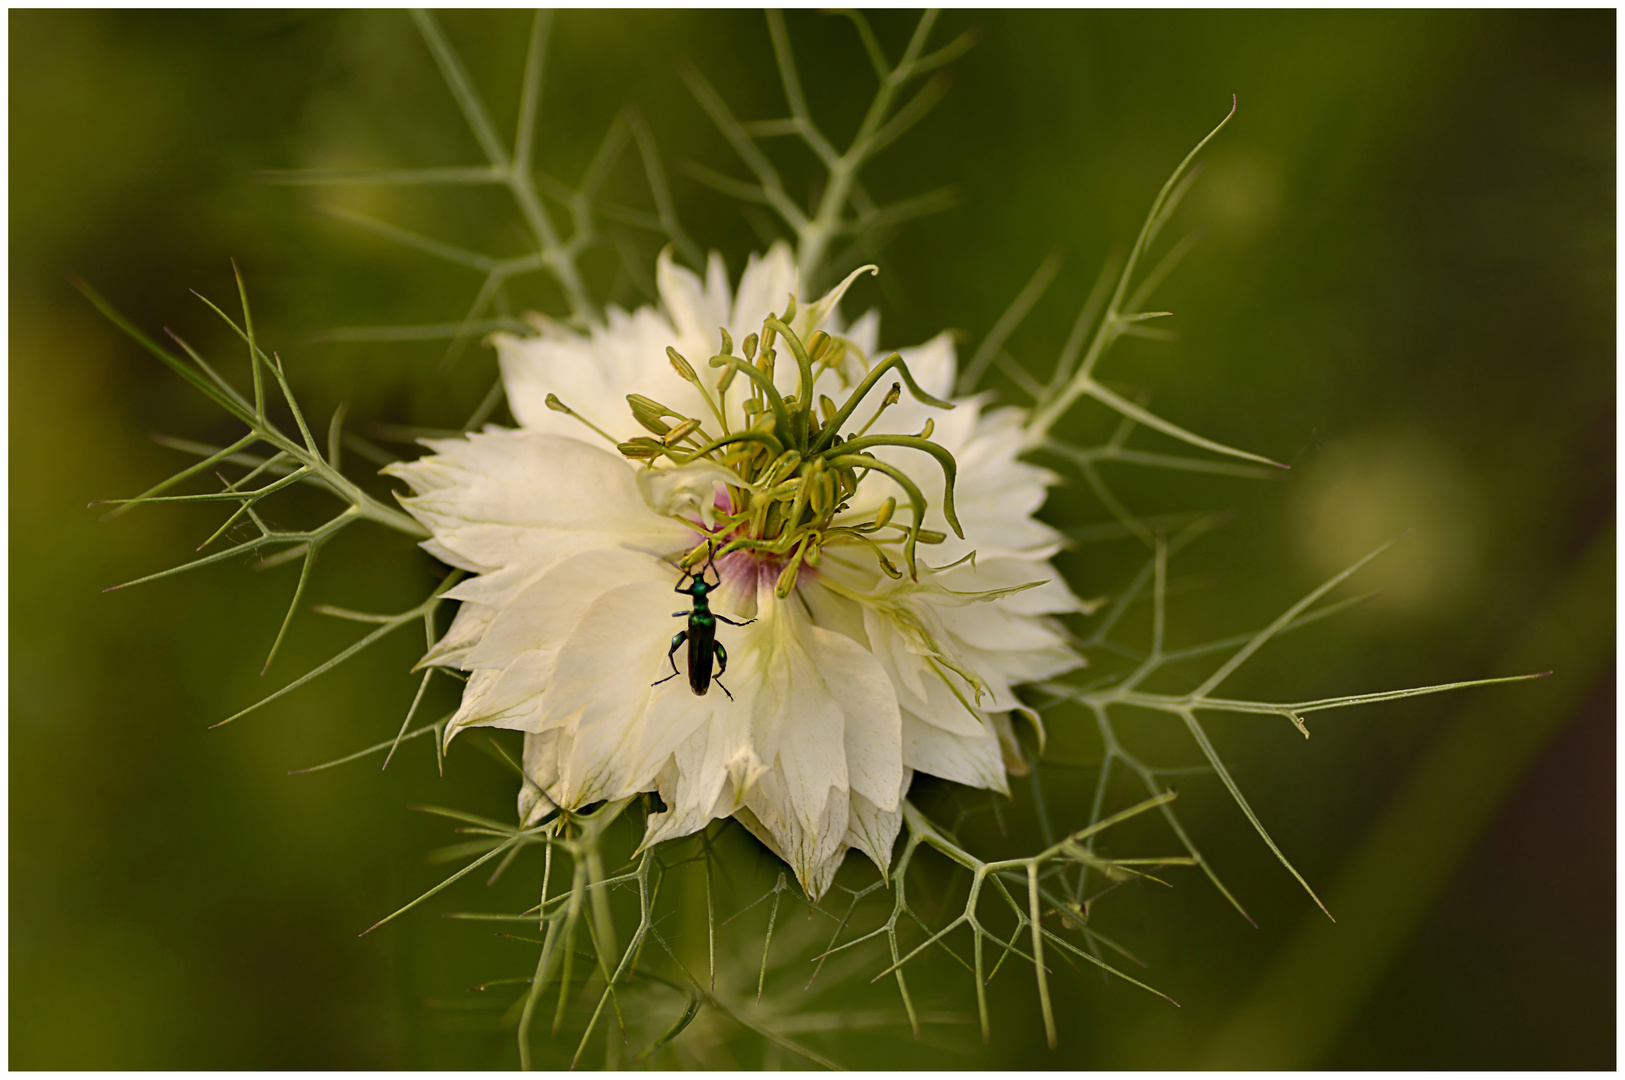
<box><xmin>666</xmin><ymin>346</ymin><xmax>698</xmax><ymax>384</ymax></box>
<box><xmin>763</xmin><ymin>449</ymin><xmax>802</xmax><ymax>486</ymax></box>
<box><xmin>806</xmin><ymin>329</ymin><xmax>830</xmax><ymax>360</ymax></box>
<box><xmin>627</xmin><ymin>393</ymin><xmax>676</xmax><ymax>435</ymax></box>
<box><xmin>617</xmin><ymin>437</ymin><xmax>664</xmax><ymax>460</ymax></box>
<box><xmin>663</xmin><ymin>418</ymin><xmax>702</xmax><ymax>445</ymax></box>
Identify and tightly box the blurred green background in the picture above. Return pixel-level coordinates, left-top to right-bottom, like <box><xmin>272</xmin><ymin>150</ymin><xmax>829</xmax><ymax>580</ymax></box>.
<box><xmin>10</xmin><ymin>8</ymin><xmax>1613</xmax><ymax>1069</ymax></box>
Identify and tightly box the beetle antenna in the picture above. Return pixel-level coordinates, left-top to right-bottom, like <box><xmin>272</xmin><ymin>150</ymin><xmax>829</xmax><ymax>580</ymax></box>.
<box><xmin>703</xmin><ymin>540</ymin><xmax>721</xmax><ymax>588</ymax></box>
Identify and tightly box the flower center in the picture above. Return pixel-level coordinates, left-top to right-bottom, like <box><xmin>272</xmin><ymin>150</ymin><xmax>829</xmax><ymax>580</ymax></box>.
<box><xmin>601</xmin><ymin>298</ymin><xmax>964</xmax><ymax>596</ymax></box>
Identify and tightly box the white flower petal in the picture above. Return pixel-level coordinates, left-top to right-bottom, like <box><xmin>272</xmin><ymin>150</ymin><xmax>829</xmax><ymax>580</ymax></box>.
<box><xmin>520</xmin><ymin>728</ymin><xmax>568</xmax><ymax>825</ymax></box>
<box><xmin>901</xmin><ymin>711</ymin><xmax>1009</xmax><ymax>794</ymax></box>
<box><xmin>658</xmin><ymin>249</ymin><xmax>733</xmax><ymax>350</ymax></box>
<box><xmin>420</xmin><ymin>600</ymin><xmax>495</xmax><ymax>667</ymax></box>
<box><xmin>844</xmin><ymin>769</ymin><xmax>910</xmax><ymax>875</ymax></box>
<box><xmin>640</xmin><ymin>717</ymin><xmax>754</xmax><ymax>850</ymax></box>
<box><xmin>729</xmin><ymin>243</ymin><xmax>798</xmax><ymax>340</ymax></box>
<box><xmin>445</xmin><ymin>655</ymin><xmax>548</xmax><ymax>741</ymax></box>
<box><xmin>386</xmin><ymin>430</ymin><xmax>693</xmax><ymax>577</ymax></box>
<box><xmin>636</xmin><ymin>460</ymin><xmax>736</xmax><ymax>529</ymax></box>
<box><xmin>545</xmin><ymin>578</ymin><xmax>709</xmax><ymax>804</ymax></box>
<box><xmin>466</xmin><ymin>548</ymin><xmax>671</xmax><ymax>669</ymax></box>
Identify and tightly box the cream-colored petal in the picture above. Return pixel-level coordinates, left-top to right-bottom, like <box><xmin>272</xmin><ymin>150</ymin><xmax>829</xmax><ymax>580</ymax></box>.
<box><xmin>497</xmin><ymin>304</ymin><xmax>723</xmax><ymax>442</ymax></box>
<box><xmin>543</xmin><ymin>578</ymin><xmax>691</xmax><ymax>804</ymax></box>
<box><xmin>901</xmin><ymin>710</ymin><xmax>1009</xmax><ymax>794</ymax></box>
<box><xmin>715</xmin><ymin>583</ymin><xmax>900</xmax><ymax>893</ymax></box>
<box><xmin>640</xmin><ymin>725</ymin><xmax>755</xmax><ymax>851</ymax></box>
<box><xmin>636</xmin><ymin>459</ymin><xmax>738</xmax><ymax>530</ymax></box>
<box><xmin>444</xmin><ymin>653</ymin><xmax>549</xmax><ymax>742</ymax></box>
<box><xmin>658</xmin><ymin>248</ymin><xmax>733</xmax><ymax>351</ymax></box>
<box><xmin>519</xmin><ymin>728</ymin><xmax>569</xmax><ymax>825</ymax></box>
<box><xmin>387</xmin><ymin>430</ymin><xmax>693</xmax><ymax>578</ymax></box>
<box><xmin>824</xmin><ymin>627</ymin><xmax>904</xmax><ymax>812</ymax></box>
<box><xmin>742</xmin><ymin>774</ymin><xmax>846</xmax><ymax>898</ymax></box>
<box><xmin>728</xmin><ymin>243</ymin><xmax>798</xmax><ymax>341</ymax></box>
<box><xmin>466</xmin><ymin>548</ymin><xmax>672</xmax><ymax>669</ymax></box>
<box><xmin>420</xmin><ymin>600</ymin><xmax>495</xmax><ymax>668</ymax></box>
<box><xmin>843</xmin><ymin>770</ymin><xmax>910</xmax><ymax>876</ymax></box>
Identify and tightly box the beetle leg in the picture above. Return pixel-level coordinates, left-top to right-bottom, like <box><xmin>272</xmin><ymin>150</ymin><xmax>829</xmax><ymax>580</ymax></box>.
<box><xmin>652</xmin><ymin>629</ymin><xmax>688</xmax><ymax>686</ymax></box>
<box><xmin>712</xmin><ymin>642</ymin><xmax>735</xmax><ymax>701</ymax></box>
<box><xmin>672</xmin><ymin>611</ymin><xmax>691</xmax><ymax>617</ymax></box>
<box><xmin>713</xmin><ymin>615</ymin><xmax>757</xmax><ymax>627</ymax></box>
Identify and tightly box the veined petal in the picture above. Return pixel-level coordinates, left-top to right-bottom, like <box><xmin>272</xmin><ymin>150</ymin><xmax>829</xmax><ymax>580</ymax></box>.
<box><xmin>386</xmin><ymin>430</ymin><xmax>693</xmax><ymax>576</ymax></box>
<box><xmin>466</xmin><ymin>548</ymin><xmax>672</xmax><ymax>670</ymax></box>
<box><xmin>445</xmin><ymin>656</ymin><xmax>548</xmax><ymax>742</ymax></box>
<box><xmin>544</xmin><ymin>578</ymin><xmax>704</xmax><ymax>805</ymax></box>
<box><xmin>844</xmin><ymin>770</ymin><xmax>910</xmax><ymax>876</ymax></box>
<box><xmin>901</xmin><ymin>711</ymin><xmax>1008</xmax><ymax>795</ymax></box>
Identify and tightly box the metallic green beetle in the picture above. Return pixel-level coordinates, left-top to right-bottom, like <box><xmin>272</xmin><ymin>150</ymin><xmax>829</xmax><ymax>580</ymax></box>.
<box><xmin>653</xmin><ymin>546</ymin><xmax>755</xmax><ymax>700</ymax></box>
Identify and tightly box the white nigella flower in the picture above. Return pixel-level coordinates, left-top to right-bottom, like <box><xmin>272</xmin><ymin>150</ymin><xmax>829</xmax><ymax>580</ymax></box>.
<box><xmin>385</xmin><ymin>243</ymin><xmax>1086</xmax><ymax>898</ymax></box>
